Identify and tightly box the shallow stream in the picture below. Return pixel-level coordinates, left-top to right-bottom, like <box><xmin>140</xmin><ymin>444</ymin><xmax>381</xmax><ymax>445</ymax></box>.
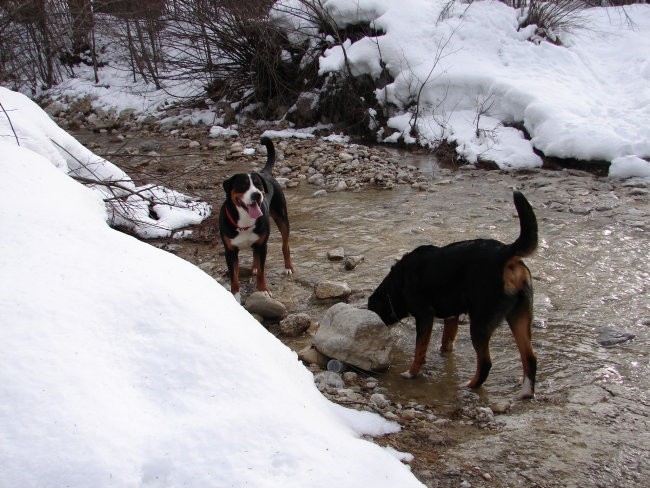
<box><xmin>275</xmin><ymin>167</ymin><xmax>649</xmax><ymax>407</ymax></box>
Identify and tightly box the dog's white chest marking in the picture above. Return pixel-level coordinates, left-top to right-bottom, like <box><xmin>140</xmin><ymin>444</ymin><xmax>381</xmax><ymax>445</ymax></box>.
<box><xmin>232</xmin><ymin>228</ymin><xmax>258</xmax><ymax>248</ymax></box>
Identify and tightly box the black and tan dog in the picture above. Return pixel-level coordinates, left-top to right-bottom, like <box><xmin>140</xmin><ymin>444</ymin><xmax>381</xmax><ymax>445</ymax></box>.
<box><xmin>368</xmin><ymin>191</ymin><xmax>538</xmax><ymax>399</ymax></box>
<box><xmin>219</xmin><ymin>137</ymin><xmax>294</xmax><ymax>302</ymax></box>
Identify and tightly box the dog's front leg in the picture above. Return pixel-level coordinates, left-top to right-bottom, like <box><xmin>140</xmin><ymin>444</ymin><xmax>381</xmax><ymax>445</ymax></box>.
<box><xmin>252</xmin><ymin>242</ymin><xmax>270</xmax><ymax>295</ymax></box>
<box><xmin>225</xmin><ymin>247</ymin><xmax>241</xmax><ymax>303</ymax></box>
<box><xmin>403</xmin><ymin>316</ymin><xmax>434</xmax><ymax>378</ymax></box>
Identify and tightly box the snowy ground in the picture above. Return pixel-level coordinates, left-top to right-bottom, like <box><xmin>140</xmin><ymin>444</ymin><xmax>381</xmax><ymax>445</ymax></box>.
<box><xmin>47</xmin><ymin>0</ymin><xmax>650</xmax><ymax>177</ymax></box>
<box><xmin>314</xmin><ymin>0</ymin><xmax>650</xmax><ymax>173</ymax></box>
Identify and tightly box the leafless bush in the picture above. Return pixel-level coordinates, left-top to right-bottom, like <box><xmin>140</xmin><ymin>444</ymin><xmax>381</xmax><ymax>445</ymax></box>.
<box><xmin>519</xmin><ymin>0</ymin><xmax>589</xmax><ymax>39</ymax></box>
<box><xmin>0</xmin><ymin>0</ymin><xmax>71</xmax><ymax>90</ymax></box>
<box><xmin>159</xmin><ymin>0</ymin><xmax>313</xmax><ymax>112</ymax></box>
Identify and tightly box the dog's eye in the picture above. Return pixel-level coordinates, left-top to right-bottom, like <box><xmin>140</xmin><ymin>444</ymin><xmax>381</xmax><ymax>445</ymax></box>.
<box><xmin>231</xmin><ymin>179</ymin><xmax>249</xmax><ymax>193</ymax></box>
<box><xmin>251</xmin><ymin>175</ymin><xmax>264</xmax><ymax>190</ymax></box>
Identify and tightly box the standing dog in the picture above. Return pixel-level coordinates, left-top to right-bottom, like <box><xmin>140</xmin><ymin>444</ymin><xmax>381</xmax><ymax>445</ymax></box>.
<box><xmin>368</xmin><ymin>191</ymin><xmax>538</xmax><ymax>399</ymax></box>
<box><xmin>219</xmin><ymin>137</ymin><xmax>294</xmax><ymax>302</ymax></box>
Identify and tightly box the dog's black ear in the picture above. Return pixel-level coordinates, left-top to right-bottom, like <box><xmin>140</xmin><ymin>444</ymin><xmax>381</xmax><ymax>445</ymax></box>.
<box><xmin>252</xmin><ymin>173</ymin><xmax>269</xmax><ymax>193</ymax></box>
<box><xmin>223</xmin><ymin>175</ymin><xmax>235</xmax><ymax>194</ymax></box>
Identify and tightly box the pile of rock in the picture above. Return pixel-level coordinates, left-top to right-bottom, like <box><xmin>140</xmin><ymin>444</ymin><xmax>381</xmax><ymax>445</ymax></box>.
<box><xmin>272</xmin><ymin>139</ymin><xmax>428</xmax><ymax>191</ymax></box>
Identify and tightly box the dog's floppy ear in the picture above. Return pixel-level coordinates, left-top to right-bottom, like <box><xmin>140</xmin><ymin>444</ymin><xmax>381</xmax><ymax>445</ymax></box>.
<box><xmin>251</xmin><ymin>173</ymin><xmax>269</xmax><ymax>193</ymax></box>
<box><xmin>223</xmin><ymin>175</ymin><xmax>235</xmax><ymax>194</ymax></box>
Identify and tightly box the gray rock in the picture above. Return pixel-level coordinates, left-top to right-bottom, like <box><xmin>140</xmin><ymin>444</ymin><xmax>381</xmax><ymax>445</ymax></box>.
<box><xmin>597</xmin><ymin>327</ymin><xmax>636</xmax><ymax>347</ymax></box>
<box><xmin>342</xmin><ymin>371</ymin><xmax>358</xmax><ymax>383</ymax></box>
<box><xmin>334</xmin><ymin>180</ymin><xmax>348</xmax><ymax>191</ymax></box>
<box><xmin>44</xmin><ymin>101</ymin><xmax>65</xmax><ymax>117</ymax></box>
<box><xmin>327</xmin><ymin>248</ymin><xmax>346</xmax><ymax>261</ymax></box>
<box><xmin>298</xmin><ymin>345</ymin><xmax>329</xmax><ymax>369</ymax></box>
<box><xmin>343</xmin><ymin>255</ymin><xmax>364</xmax><ymax>270</ymax></box>
<box><xmin>139</xmin><ymin>140</ymin><xmax>162</xmax><ymax>153</ymax></box>
<box><xmin>370</xmin><ymin>393</ymin><xmax>390</xmax><ymax>409</ymax></box>
<box><xmin>229</xmin><ymin>142</ymin><xmax>244</xmax><ymax>154</ymax></box>
<box><xmin>244</xmin><ymin>292</ymin><xmax>287</xmax><ymax>319</ymax></box>
<box><xmin>119</xmin><ymin>108</ymin><xmax>136</xmax><ymax>120</ymax></box>
<box><xmin>314</xmin><ymin>280</ymin><xmax>351</xmax><ymax>299</ymax></box>
<box><xmin>489</xmin><ymin>401</ymin><xmax>512</xmax><ymax>414</ymax></box>
<box><xmin>314</xmin><ymin>371</ymin><xmax>345</xmax><ymax>390</ymax></box>
<box><xmin>313</xmin><ymin>303</ymin><xmax>393</xmax><ymax>372</ymax></box>
<box><xmin>279</xmin><ymin>313</ymin><xmax>312</xmax><ymax>337</ymax></box>
<box><xmin>568</xmin><ymin>385</ymin><xmax>610</xmax><ymax>406</ymax></box>
<box><xmin>308</xmin><ymin>173</ymin><xmax>325</xmax><ymax>185</ymax></box>
<box><xmin>339</xmin><ymin>152</ymin><xmax>354</xmax><ymax>162</ymax></box>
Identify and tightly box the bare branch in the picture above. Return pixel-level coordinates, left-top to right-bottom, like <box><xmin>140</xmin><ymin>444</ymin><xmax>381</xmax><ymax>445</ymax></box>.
<box><xmin>0</xmin><ymin>102</ymin><xmax>20</xmax><ymax>145</ymax></box>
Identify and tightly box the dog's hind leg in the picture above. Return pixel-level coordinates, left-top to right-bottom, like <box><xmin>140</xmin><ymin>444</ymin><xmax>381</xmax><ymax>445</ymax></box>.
<box><xmin>403</xmin><ymin>315</ymin><xmax>434</xmax><ymax>378</ymax></box>
<box><xmin>440</xmin><ymin>316</ymin><xmax>459</xmax><ymax>353</ymax></box>
<box><xmin>507</xmin><ymin>295</ymin><xmax>537</xmax><ymax>399</ymax></box>
<box><xmin>270</xmin><ymin>209</ymin><xmax>294</xmax><ymax>275</ymax></box>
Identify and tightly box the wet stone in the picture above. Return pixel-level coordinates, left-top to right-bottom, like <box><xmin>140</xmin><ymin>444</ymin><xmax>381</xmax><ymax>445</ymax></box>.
<box><xmin>298</xmin><ymin>345</ymin><xmax>329</xmax><ymax>369</ymax></box>
<box><xmin>313</xmin><ymin>303</ymin><xmax>393</xmax><ymax>371</ymax></box>
<box><xmin>370</xmin><ymin>393</ymin><xmax>390</xmax><ymax>409</ymax></box>
<box><xmin>314</xmin><ymin>371</ymin><xmax>344</xmax><ymax>390</ymax></box>
<box><xmin>279</xmin><ymin>313</ymin><xmax>312</xmax><ymax>337</ymax></box>
<box><xmin>568</xmin><ymin>385</ymin><xmax>610</xmax><ymax>406</ymax></box>
<box><xmin>343</xmin><ymin>255</ymin><xmax>364</xmax><ymax>270</ymax></box>
<box><xmin>597</xmin><ymin>327</ymin><xmax>636</xmax><ymax>347</ymax></box>
<box><xmin>327</xmin><ymin>248</ymin><xmax>346</xmax><ymax>261</ymax></box>
<box><xmin>314</xmin><ymin>280</ymin><xmax>351</xmax><ymax>299</ymax></box>
<box><xmin>244</xmin><ymin>292</ymin><xmax>288</xmax><ymax>320</ymax></box>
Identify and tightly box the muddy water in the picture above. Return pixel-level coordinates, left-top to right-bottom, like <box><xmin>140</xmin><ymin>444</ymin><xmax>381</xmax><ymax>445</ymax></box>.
<box><xmin>267</xmin><ymin>165</ymin><xmax>649</xmax><ymax>486</ymax></box>
<box><xmin>274</xmin><ymin>171</ymin><xmax>648</xmax><ymax>403</ymax></box>
<box><xmin>78</xmin><ymin>130</ymin><xmax>649</xmax><ymax>486</ymax></box>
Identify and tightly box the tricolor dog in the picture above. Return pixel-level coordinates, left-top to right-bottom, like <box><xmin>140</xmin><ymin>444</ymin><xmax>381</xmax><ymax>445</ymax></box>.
<box><xmin>368</xmin><ymin>191</ymin><xmax>538</xmax><ymax>399</ymax></box>
<box><xmin>219</xmin><ymin>137</ymin><xmax>294</xmax><ymax>302</ymax></box>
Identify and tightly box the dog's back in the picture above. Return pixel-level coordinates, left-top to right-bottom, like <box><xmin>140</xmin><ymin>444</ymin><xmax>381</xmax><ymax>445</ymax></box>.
<box><xmin>383</xmin><ymin>190</ymin><xmax>538</xmax><ymax>317</ymax></box>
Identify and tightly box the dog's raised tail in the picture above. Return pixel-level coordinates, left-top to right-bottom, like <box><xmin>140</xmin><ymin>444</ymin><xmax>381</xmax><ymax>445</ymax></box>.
<box><xmin>260</xmin><ymin>136</ymin><xmax>276</xmax><ymax>173</ymax></box>
<box><xmin>511</xmin><ymin>190</ymin><xmax>538</xmax><ymax>257</ymax></box>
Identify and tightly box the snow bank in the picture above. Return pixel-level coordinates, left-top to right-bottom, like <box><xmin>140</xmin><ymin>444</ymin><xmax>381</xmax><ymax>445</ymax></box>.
<box><xmin>0</xmin><ymin>87</ymin><xmax>210</xmax><ymax>238</ymax></box>
<box><xmin>317</xmin><ymin>1</ymin><xmax>650</xmax><ymax>170</ymax></box>
<box><xmin>0</xmin><ymin>141</ymin><xmax>422</xmax><ymax>487</ymax></box>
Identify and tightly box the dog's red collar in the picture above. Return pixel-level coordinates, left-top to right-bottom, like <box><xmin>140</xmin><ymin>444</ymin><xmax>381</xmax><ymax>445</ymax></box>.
<box><xmin>226</xmin><ymin>205</ymin><xmax>253</xmax><ymax>231</ymax></box>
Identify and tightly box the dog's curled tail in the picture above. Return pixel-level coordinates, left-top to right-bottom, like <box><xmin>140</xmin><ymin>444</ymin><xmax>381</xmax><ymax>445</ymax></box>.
<box><xmin>260</xmin><ymin>136</ymin><xmax>276</xmax><ymax>173</ymax></box>
<box><xmin>511</xmin><ymin>190</ymin><xmax>538</xmax><ymax>257</ymax></box>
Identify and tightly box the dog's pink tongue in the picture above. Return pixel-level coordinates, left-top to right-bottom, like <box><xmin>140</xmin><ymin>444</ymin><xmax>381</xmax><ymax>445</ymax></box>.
<box><xmin>247</xmin><ymin>202</ymin><xmax>263</xmax><ymax>219</ymax></box>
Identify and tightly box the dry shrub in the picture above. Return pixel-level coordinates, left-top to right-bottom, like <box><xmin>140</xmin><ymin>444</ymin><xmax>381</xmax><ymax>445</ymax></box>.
<box><xmin>519</xmin><ymin>0</ymin><xmax>588</xmax><ymax>41</ymax></box>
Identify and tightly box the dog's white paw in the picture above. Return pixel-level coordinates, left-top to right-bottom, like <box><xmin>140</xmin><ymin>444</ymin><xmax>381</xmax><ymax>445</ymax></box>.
<box><xmin>401</xmin><ymin>370</ymin><xmax>417</xmax><ymax>379</ymax></box>
<box><xmin>516</xmin><ymin>377</ymin><xmax>535</xmax><ymax>400</ymax></box>
<box><xmin>234</xmin><ymin>292</ymin><xmax>241</xmax><ymax>304</ymax></box>
<box><xmin>284</xmin><ymin>268</ymin><xmax>294</xmax><ymax>276</ymax></box>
